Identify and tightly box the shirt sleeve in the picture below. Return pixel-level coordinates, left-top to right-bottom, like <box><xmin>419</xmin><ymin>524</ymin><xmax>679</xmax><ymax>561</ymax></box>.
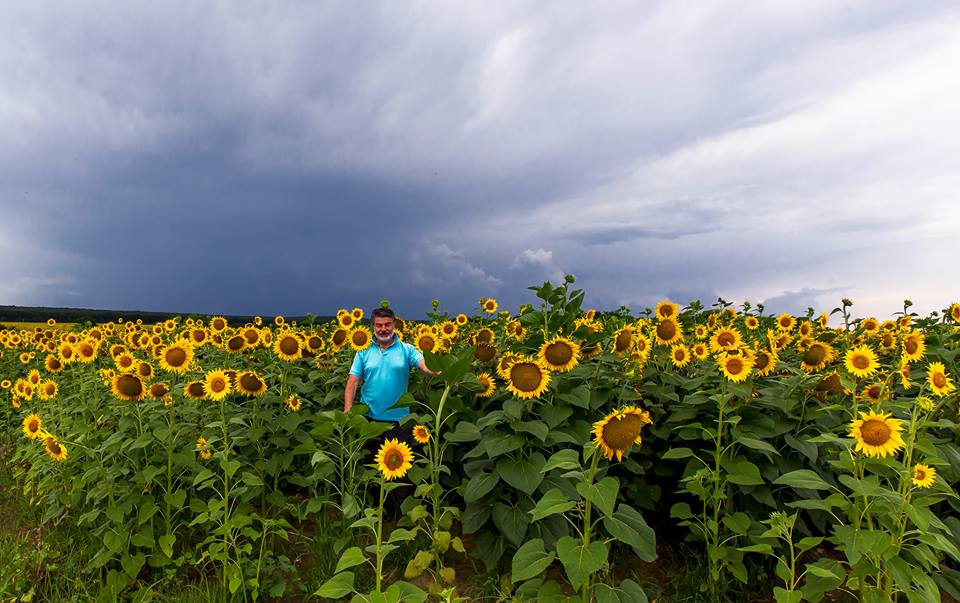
<box><xmin>349</xmin><ymin>352</ymin><xmax>364</xmax><ymax>378</ymax></box>
<box><xmin>406</xmin><ymin>343</ymin><xmax>424</xmax><ymax>369</ymax></box>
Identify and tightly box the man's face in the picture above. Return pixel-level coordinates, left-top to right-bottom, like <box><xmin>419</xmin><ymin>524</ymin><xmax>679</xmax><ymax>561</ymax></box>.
<box><xmin>373</xmin><ymin>316</ymin><xmax>395</xmax><ymax>343</ymax></box>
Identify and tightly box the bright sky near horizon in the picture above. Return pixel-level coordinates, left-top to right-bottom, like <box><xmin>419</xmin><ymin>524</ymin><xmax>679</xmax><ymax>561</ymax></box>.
<box><xmin>2</xmin><ymin>2</ymin><xmax>958</xmax><ymax>320</ymax></box>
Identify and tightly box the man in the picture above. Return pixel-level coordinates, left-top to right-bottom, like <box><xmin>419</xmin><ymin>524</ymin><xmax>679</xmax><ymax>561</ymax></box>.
<box><xmin>344</xmin><ymin>307</ymin><xmax>437</xmax><ymax>419</ymax></box>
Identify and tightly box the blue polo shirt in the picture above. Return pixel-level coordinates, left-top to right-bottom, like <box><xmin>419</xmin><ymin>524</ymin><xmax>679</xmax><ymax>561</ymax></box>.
<box><xmin>349</xmin><ymin>335</ymin><xmax>424</xmax><ymax>422</ymax></box>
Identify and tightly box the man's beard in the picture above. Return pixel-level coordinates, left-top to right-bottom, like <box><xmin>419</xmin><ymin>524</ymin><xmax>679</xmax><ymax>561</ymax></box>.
<box><xmin>375</xmin><ymin>332</ymin><xmax>393</xmax><ymax>343</ymax></box>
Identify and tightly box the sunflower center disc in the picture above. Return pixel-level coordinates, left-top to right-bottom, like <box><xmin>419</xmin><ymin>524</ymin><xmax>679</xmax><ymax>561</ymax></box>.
<box><xmin>511</xmin><ymin>363</ymin><xmax>542</xmax><ymax>391</ymax></box>
<box><xmin>241</xmin><ymin>374</ymin><xmax>262</xmax><ymax>392</ymax></box>
<box><xmin>545</xmin><ymin>343</ymin><xmax>573</xmax><ymax>366</ymax></box>
<box><xmin>905</xmin><ymin>341</ymin><xmax>918</xmax><ymax>354</ymax></box>
<box><xmin>657</xmin><ymin>321</ymin><xmax>676</xmax><ymax>341</ymax></box>
<box><xmin>475</xmin><ymin>344</ymin><xmax>496</xmax><ymax>362</ymax></box>
<box><xmin>853</xmin><ymin>356</ymin><xmax>869</xmax><ymax>369</ymax></box>
<box><xmin>727</xmin><ymin>358</ymin><xmax>744</xmax><ymax>374</ymax></box>
<box><xmin>615</xmin><ymin>331</ymin><xmax>633</xmax><ymax>352</ymax></box>
<box><xmin>805</xmin><ymin>346</ymin><xmax>826</xmax><ymax>365</ymax></box>
<box><xmin>118</xmin><ymin>375</ymin><xmax>143</xmax><ymax>397</ymax></box>
<box><xmin>861</xmin><ymin>419</ymin><xmax>891</xmax><ymax>446</ymax></box>
<box><xmin>280</xmin><ymin>337</ymin><xmax>299</xmax><ymax>355</ymax></box>
<box><xmin>166</xmin><ymin>348</ymin><xmax>187</xmax><ymax>366</ymax></box>
<box><xmin>933</xmin><ymin>373</ymin><xmax>947</xmax><ymax>388</ymax></box>
<box><xmin>718</xmin><ymin>333</ymin><xmax>734</xmax><ymax>346</ymax></box>
<box><xmin>385</xmin><ymin>451</ymin><xmax>404</xmax><ymax>470</ymax></box>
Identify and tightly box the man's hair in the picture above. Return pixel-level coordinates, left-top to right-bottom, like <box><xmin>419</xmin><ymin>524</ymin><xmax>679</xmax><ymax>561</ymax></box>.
<box><xmin>372</xmin><ymin>307</ymin><xmax>395</xmax><ymax>321</ymax></box>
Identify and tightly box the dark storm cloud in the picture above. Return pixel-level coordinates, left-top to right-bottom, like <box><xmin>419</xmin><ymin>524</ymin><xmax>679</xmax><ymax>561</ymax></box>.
<box><xmin>2</xmin><ymin>2</ymin><xmax>959</xmax><ymax>318</ymax></box>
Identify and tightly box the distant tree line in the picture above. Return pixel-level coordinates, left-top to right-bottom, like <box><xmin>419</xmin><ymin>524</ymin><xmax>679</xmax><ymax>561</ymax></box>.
<box><xmin>0</xmin><ymin>305</ymin><xmax>334</xmax><ymax>327</ymax></box>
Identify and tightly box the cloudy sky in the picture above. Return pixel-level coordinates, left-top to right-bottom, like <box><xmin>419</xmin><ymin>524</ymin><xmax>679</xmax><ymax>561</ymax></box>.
<box><xmin>2</xmin><ymin>2</ymin><xmax>958</xmax><ymax>319</ymax></box>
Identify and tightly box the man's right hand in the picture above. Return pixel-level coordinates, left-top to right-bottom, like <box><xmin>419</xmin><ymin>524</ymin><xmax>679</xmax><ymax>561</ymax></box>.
<box><xmin>344</xmin><ymin>400</ymin><xmax>352</xmax><ymax>413</ymax></box>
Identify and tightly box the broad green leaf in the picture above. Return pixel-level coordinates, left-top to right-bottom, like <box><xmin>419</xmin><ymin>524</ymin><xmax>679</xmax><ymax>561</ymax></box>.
<box><xmin>774</xmin><ymin>469</ymin><xmax>831</xmax><ymax>491</ymax></box>
<box><xmin>497</xmin><ymin>453</ymin><xmax>546</xmax><ymax>495</ymax></box>
<box><xmin>542</xmin><ymin>449</ymin><xmax>581</xmax><ymax>473</ymax></box>
<box><xmin>530</xmin><ymin>488</ymin><xmax>576</xmax><ymax>522</ymax></box>
<box><xmin>737</xmin><ymin>543</ymin><xmax>774</xmax><ymax>554</ymax></box>
<box><xmin>463</xmin><ymin>472</ymin><xmax>499</xmax><ymax>503</ymax></box>
<box><xmin>493</xmin><ymin>503</ymin><xmax>529</xmax><ymax>547</ymax></box>
<box><xmin>335</xmin><ymin>546</ymin><xmax>366</xmax><ymax>573</ymax></box>
<box><xmin>314</xmin><ymin>571</ymin><xmax>355</xmax><ymax>599</ymax></box>
<box><xmin>511</xmin><ymin>538</ymin><xmax>556</xmax><ymax>582</ymax></box>
<box><xmin>602</xmin><ymin>504</ymin><xmax>656</xmax><ymax>562</ymax></box>
<box><xmin>576</xmin><ymin>476</ymin><xmax>619</xmax><ymax>518</ymax></box>
<box><xmin>121</xmin><ymin>553</ymin><xmax>145</xmax><ymax>579</ymax></box>
<box><xmin>736</xmin><ymin>436</ymin><xmax>779</xmax><ymax>456</ymax></box>
<box><xmin>723</xmin><ymin>459</ymin><xmax>764</xmax><ymax>486</ymax></box>
<box><xmin>661</xmin><ymin>447</ymin><xmax>694</xmax><ymax>460</ymax></box>
<box><xmin>555</xmin><ymin>536</ymin><xmax>608</xmax><ymax>589</ymax></box>
<box><xmin>483</xmin><ymin>433</ymin><xmax>525</xmax><ymax>457</ymax></box>
<box><xmin>158</xmin><ymin>534</ymin><xmax>175</xmax><ymax>558</ymax></box>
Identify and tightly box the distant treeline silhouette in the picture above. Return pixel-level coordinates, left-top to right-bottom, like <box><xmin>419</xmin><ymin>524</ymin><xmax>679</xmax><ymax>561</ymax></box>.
<box><xmin>0</xmin><ymin>305</ymin><xmax>333</xmax><ymax>327</ymax></box>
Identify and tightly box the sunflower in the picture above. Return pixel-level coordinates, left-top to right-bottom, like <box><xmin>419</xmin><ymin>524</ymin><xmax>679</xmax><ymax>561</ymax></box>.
<box><xmin>285</xmin><ymin>394</ymin><xmax>302</xmax><ymax>411</ymax></box>
<box><xmin>506</xmin><ymin>358</ymin><xmax>551</xmax><ymax>400</ymax></box>
<box><xmin>304</xmin><ymin>333</ymin><xmax>325</xmax><ymax>353</ymax></box>
<box><xmin>18</xmin><ymin>352</ymin><xmax>30</xmax><ymax>364</ymax></box>
<box><xmin>710</xmin><ymin>327</ymin><xmax>742</xmax><ymax>353</ymax></box>
<box><xmin>844</xmin><ymin>345</ymin><xmax>879</xmax><ymax>379</ymax></box>
<box><xmin>496</xmin><ymin>353</ymin><xmax>521</xmax><ymax>379</ymax></box>
<box><xmin>111</xmin><ymin>374</ymin><xmax>145</xmax><ymax>401</ymax></box>
<box><xmin>800</xmin><ymin>341</ymin><xmax>834</xmax><ymax>373</ymax></box>
<box><xmin>861</xmin><ymin>383</ymin><xmax>886</xmax><ymax>406</ymax></box>
<box><xmin>274</xmin><ymin>315</ymin><xmax>285</xmax><ymax>326</ymax></box>
<box><xmin>753</xmin><ymin>348</ymin><xmax>778</xmax><ymax>377</ymax></box>
<box><xmin>204</xmin><ymin>370</ymin><xmax>232</xmax><ymax>402</ymax></box>
<box><xmin>797</xmin><ymin>321</ymin><xmax>813</xmax><ymax>338</ymax></box>
<box><xmin>861</xmin><ymin>317</ymin><xmax>880</xmax><ymax>333</ymax></box>
<box><xmin>22</xmin><ymin>414</ymin><xmax>44</xmax><ymax>439</ymax></box>
<box><xmin>691</xmin><ymin>342</ymin><xmax>709</xmax><ymax>360</ymax></box>
<box><xmin>539</xmin><ymin>337</ymin><xmax>580</xmax><ymax>372</ymax></box>
<box><xmin>482</xmin><ymin>298</ymin><xmax>498</xmax><ymax>314</ymax></box>
<box><xmin>415</xmin><ymin>332</ymin><xmax>438</xmax><ymax>354</ymax></box>
<box><xmin>927</xmin><ymin>362</ymin><xmax>956</xmax><ymax>397</ymax></box>
<box><xmin>656</xmin><ymin>317</ymin><xmax>684</xmax><ymax>346</ymax></box>
<box><xmin>225</xmin><ymin>335</ymin><xmax>247</xmax><ymax>353</ymax></box>
<box><xmin>592</xmin><ymin>406</ymin><xmax>653</xmax><ymax>461</ymax></box>
<box><xmin>950</xmin><ymin>303</ymin><xmax>960</xmax><ymax>323</ymax></box>
<box><xmin>190</xmin><ymin>328</ymin><xmax>209</xmax><ymax>345</ymax></box>
<box><xmin>718</xmin><ymin>353</ymin><xmax>754</xmax><ymax>382</ymax></box>
<box><xmin>38</xmin><ymin>380</ymin><xmax>58</xmax><ymax>400</ymax></box>
<box><xmin>137</xmin><ymin>361</ymin><xmax>155</xmax><ymax>381</ymax></box>
<box><xmin>849</xmin><ymin>410</ymin><xmax>905</xmax><ymax>458</ymax></box>
<box><xmin>0</xmin><ymin>379</ymin><xmax>10</xmax><ymax>389</ymax></box>
<box><xmin>612</xmin><ymin>326</ymin><xmax>635</xmax><ymax>354</ymax></box>
<box><xmin>744</xmin><ymin>316</ymin><xmax>760</xmax><ymax>331</ymax></box>
<box><xmin>349</xmin><ymin>327</ymin><xmax>372</xmax><ymax>351</ymax></box>
<box><xmin>474</xmin><ymin>343</ymin><xmax>497</xmax><ymax>363</ymax></box>
<box><xmin>635</xmin><ymin>332</ymin><xmax>651</xmax><ymax>358</ymax></box>
<box><xmin>209</xmin><ymin>316</ymin><xmax>228</xmax><ymax>333</ymax></box>
<box><xmin>159</xmin><ymin>343</ymin><xmax>194</xmax><ymax>374</ymax></box>
<box><xmin>438</xmin><ymin>321</ymin><xmax>457</xmax><ymax>338</ymax></box>
<box><xmin>879</xmin><ymin>331</ymin><xmax>897</xmax><ymax>351</ymax></box>
<box><xmin>901</xmin><ymin>333</ymin><xmax>925</xmax><ymax>363</ymax></box>
<box><xmin>351</xmin><ymin>307</ymin><xmax>364</xmax><ymax>320</ymax></box>
<box><xmin>655</xmin><ymin>301</ymin><xmax>679</xmax><ymax>320</ymax></box>
<box><xmin>412</xmin><ymin>425</ymin><xmax>430</xmax><ymax>444</ymax></box>
<box><xmin>236</xmin><ymin>371</ymin><xmax>268</xmax><ymax>397</ymax></box>
<box><xmin>776</xmin><ymin>314</ymin><xmax>796</xmax><ymax>331</ymax></box>
<box><xmin>27</xmin><ymin>369</ymin><xmax>41</xmax><ymax>386</ymax></box>
<box><xmin>338</xmin><ymin>313</ymin><xmax>355</xmax><ymax>328</ymax></box>
<box><xmin>670</xmin><ymin>344</ymin><xmax>691</xmax><ymax>368</ymax></box>
<box><xmin>375</xmin><ymin>438</ymin><xmax>414</xmax><ymax>481</ymax></box>
<box><xmin>912</xmin><ymin>463</ymin><xmax>936</xmax><ymax>488</ymax></box>
<box><xmin>274</xmin><ymin>333</ymin><xmax>302</xmax><ymax>361</ymax></box>
<box><xmin>149</xmin><ymin>382</ymin><xmax>170</xmax><ymax>399</ymax></box>
<box><xmin>455</xmin><ymin>313</ymin><xmax>469</xmax><ymax>326</ymax></box>
<box><xmin>475</xmin><ymin>372</ymin><xmax>496</xmax><ymax>397</ymax></box>
<box><xmin>76</xmin><ymin>341</ymin><xmax>97</xmax><ymax>363</ymax></box>
<box><xmin>184</xmin><ymin>380</ymin><xmax>206</xmax><ymax>401</ymax></box>
<box><xmin>330</xmin><ymin>328</ymin><xmax>349</xmax><ymax>350</ymax></box>
<box><xmin>44</xmin><ymin>435</ymin><xmax>68</xmax><ymax>461</ymax></box>
<box><xmin>196</xmin><ymin>437</ymin><xmax>212</xmax><ymax>460</ymax></box>
<box><xmin>115</xmin><ymin>352</ymin><xmax>136</xmax><ymax>372</ymax></box>
<box><xmin>899</xmin><ymin>360</ymin><xmax>913</xmax><ymax>390</ymax></box>
<box><xmin>473</xmin><ymin>328</ymin><xmax>495</xmax><ymax>344</ymax></box>
<box><xmin>42</xmin><ymin>354</ymin><xmax>62</xmax><ymax>374</ymax></box>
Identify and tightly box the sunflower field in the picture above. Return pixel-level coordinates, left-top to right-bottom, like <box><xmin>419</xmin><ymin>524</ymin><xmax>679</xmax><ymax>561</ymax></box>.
<box><xmin>2</xmin><ymin>282</ymin><xmax>960</xmax><ymax>602</ymax></box>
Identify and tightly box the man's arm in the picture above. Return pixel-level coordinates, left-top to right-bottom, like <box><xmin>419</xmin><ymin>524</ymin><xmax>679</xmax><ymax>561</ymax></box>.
<box><xmin>344</xmin><ymin>374</ymin><xmax>361</xmax><ymax>412</ymax></box>
<box><xmin>418</xmin><ymin>358</ymin><xmax>440</xmax><ymax>377</ymax></box>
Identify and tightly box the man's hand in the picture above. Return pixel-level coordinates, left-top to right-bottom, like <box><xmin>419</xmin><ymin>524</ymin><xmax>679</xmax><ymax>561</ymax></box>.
<box><xmin>344</xmin><ymin>374</ymin><xmax>360</xmax><ymax>412</ymax></box>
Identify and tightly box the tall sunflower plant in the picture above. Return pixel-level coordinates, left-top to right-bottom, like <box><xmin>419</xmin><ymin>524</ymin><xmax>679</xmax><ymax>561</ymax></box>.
<box><xmin>508</xmin><ymin>405</ymin><xmax>655</xmax><ymax>603</ymax></box>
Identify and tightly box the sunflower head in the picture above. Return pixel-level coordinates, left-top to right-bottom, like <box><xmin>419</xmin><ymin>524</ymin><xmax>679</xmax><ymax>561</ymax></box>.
<box><xmin>349</xmin><ymin>327</ymin><xmax>372</xmax><ymax>351</ymax></box>
<box><xmin>237</xmin><ymin>371</ymin><xmax>268</xmax><ymax>397</ymax></box>
<box><xmin>204</xmin><ymin>370</ymin><xmax>232</xmax><ymax>402</ymax></box>
<box><xmin>593</xmin><ymin>406</ymin><xmax>653</xmax><ymax>461</ymax></box>
<box><xmin>275</xmin><ymin>333</ymin><xmax>303</xmax><ymax>361</ymax></box>
<box><xmin>285</xmin><ymin>394</ymin><xmax>302</xmax><ymax>411</ymax></box>
<box><xmin>506</xmin><ymin>359</ymin><xmax>550</xmax><ymax>400</ymax></box>
<box><xmin>160</xmin><ymin>343</ymin><xmax>194</xmax><ymax>373</ymax></box>
<box><xmin>475</xmin><ymin>372</ymin><xmax>496</xmax><ymax>397</ymax></box>
<box><xmin>655</xmin><ymin>301</ymin><xmax>679</xmax><ymax>320</ymax></box>
<box><xmin>412</xmin><ymin>425</ymin><xmax>430</xmax><ymax>444</ymax></box>
<box><xmin>912</xmin><ymin>463</ymin><xmax>937</xmax><ymax>488</ymax></box>
<box><xmin>927</xmin><ymin>362</ymin><xmax>956</xmax><ymax>398</ymax></box>
<box><xmin>44</xmin><ymin>435</ymin><xmax>68</xmax><ymax>461</ymax></box>
<box><xmin>539</xmin><ymin>337</ymin><xmax>581</xmax><ymax>372</ymax></box>
<box><xmin>112</xmin><ymin>374</ymin><xmax>146</xmax><ymax>401</ymax></box>
<box><xmin>844</xmin><ymin>345</ymin><xmax>879</xmax><ymax>379</ymax></box>
<box><xmin>849</xmin><ymin>410</ymin><xmax>905</xmax><ymax>458</ymax></box>
<box><xmin>375</xmin><ymin>438</ymin><xmax>414</xmax><ymax>480</ymax></box>
<box><xmin>22</xmin><ymin>414</ymin><xmax>43</xmax><ymax>439</ymax></box>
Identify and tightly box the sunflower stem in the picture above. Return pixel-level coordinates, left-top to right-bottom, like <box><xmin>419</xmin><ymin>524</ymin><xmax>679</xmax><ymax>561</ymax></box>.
<box><xmin>375</xmin><ymin>473</ymin><xmax>386</xmax><ymax>593</ymax></box>
<box><xmin>580</xmin><ymin>449</ymin><xmax>602</xmax><ymax>602</ymax></box>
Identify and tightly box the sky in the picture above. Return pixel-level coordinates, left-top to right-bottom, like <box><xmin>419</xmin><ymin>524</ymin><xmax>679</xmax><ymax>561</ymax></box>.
<box><xmin>2</xmin><ymin>2</ymin><xmax>959</xmax><ymax>320</ymax></box>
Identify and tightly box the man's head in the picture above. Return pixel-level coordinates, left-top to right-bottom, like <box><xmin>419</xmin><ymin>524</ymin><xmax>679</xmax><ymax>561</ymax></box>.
<box><xmin>372</xmin><ymin>307</ymin><xmax>396</xmax><ymax>343</ymax></box>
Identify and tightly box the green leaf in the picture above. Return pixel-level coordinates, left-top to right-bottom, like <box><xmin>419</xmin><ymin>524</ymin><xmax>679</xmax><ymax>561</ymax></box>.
<box><xmin>530</xmin><ymin>488</ymin><xmax>576</xmax><ymax>522</ymax></box>
<box><xmin>722</xmin><ymin>459</ymin><xmax>764</xmax><ymax>486</ymax></box>
<box><xmin>484</xmin><ymin>433</ymin><xmax>525</xmax><ymax>457</ymax></box>
<box><xmin>603</xmin><ymin>504</ymin><xmax>656</xmax><ymax>562</ymax></box>
<box><xmin>497</xmin><ymin>453</ymin><xmax>546</xmax><ymax>495</ymax></box>
<box><xmin>773</xmin><ymin>469</ymin><xmax>832</xmax><ymax>491</ymax></box>
<box><xmin>512</xmin><ymin>538</ymin><xmax>556</xmax><ymax>582</ymax></box>
<box><xmin>193</xmin><ymin>469</ymin><xmax>215</xmax><ymax>487</ymax></box>
<box><xmin>661</xmin><ymin>447</ymin><xmax>694</xmax><ymax>460</ymax></box>
<box><xmin>492</xmin><ymin>503</ymin><xmax>529</xmax><ymax>547</ymax></box>
<box><xmin>736</xmin><ymin>436</ymin><xmax>779</xmax><ymax>456</ymax></box>
<box><xmin>773</xmin><ymin>587</ymin><xmax>802</xmax><ymax>603</ymax></box>
<box><xmin>463</xmin><ymin>472</ymin><xmax>500</xmax><ymax>503</ymax></box>
<box><xmin>158</xmin><ymin>534</ymin><xmax>175</xmax><ymax>558</ymax></box>
<box><xmin>737</xmin><ymin>543</ymin><xmax>774</xmax><ymax>555</ymax></box>
<box><xmin>314</xmin><ymin>571</ymin><xmax>355</xmax><ymax>599</ymax></box>
<box><xmin>335</xmin><ymin>547</ymin><xmax>366</xmax><ymax>573</ymax></box>
<box><xmin>542</xmin><ymin>449</ymin><xmax>581</xmax><ymax>472</ymax></box>
<box><xmin>516</xmin><ymin>420</ymin><xmax>550</xmax><ymax>442</ymax></box>
<box><xmin>576</xmin><ymin>476</ymin><xmax>619</xmax><ymax>518</ymax></box>
<box><xmin>555</xmin><ymin>536</ymin><xmax>608</xmax><ymax>589</ymax></box>
<box><xmin>806</xmin><ymin>564</ymin><xmax>841</xmax><ymax>579</ymax></box>
<box><xmin>594</xmin><ymin>579</ymin><xmax>649</xmax><ymax>603</ymax></box>
<box><xmin>121</xmin><ymin>553</ymin><xmax>145</xmax><ymax>579</ymax></box>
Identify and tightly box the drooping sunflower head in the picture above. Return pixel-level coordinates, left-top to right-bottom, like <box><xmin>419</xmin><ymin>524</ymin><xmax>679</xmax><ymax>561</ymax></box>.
<box><xmin>185</xmin><ymin>380</ymin><xmax>206</xmax><ymax>401</ymax></box>
<box><xmin>149</xmin><ymin>382</ymin><xmax>170</xmax><ymax>399</ymax></box>
<box><xmin>112</xmin><ymin>374</ymin><xmax>146</xmax><ymax>401</ymax></box>
<box><xmin>753</xmin><ymin>348</ymin><xmax>777</xmax><ymax>377</ymax></box>
<box><xmin>237</xmin><ymin>371</ymin><xmax>268</xmax><ymax>397</ymax></box>
<box><xmin>473</xmin><ymin>328</ymin><xmax>495</xmax><ymax>345</ymax></box>
<box><xmin>475</xmin><ymin>372</ymin><xmax>496</xmax><ymax>397</ymax></box>
<box><xmin>849</xmin><ymin>410</ymin><xmax>905</xmax><ymax>458</ymax></box>
<box><xmin>375</xmin><ymin>438</ymin><xmax>414</xmax><ymax>481</ymax></box>
<box><xmin>927</xmin><ymin>362</ymin><xmax>956</xmax><ymax>398</ymax></box>
<box><xmin>44</xmin><ymin>435</ymin><xmax>68</xmax><ymax>461</ymax></box>
<box><xmin>226</xmin><ymin>335</ymin><xmax>247</xmax><ymax>353</ymax></box>
<box><xmin>137</xmin><ymin>361</ymin><xmax>155</xmax><ymax>381</ymax></box>
<box><xmin>506</xmin><ymin>358</ymin><xmax>551</xmax><ymax>400</ymax></box>
<box><xmin>539</xmin><ymin>337</ymin><xmax>580</xmax><ymax>372</ymax></box>
<box><xmin>28</xmin><ymin>369</ymin><xmax>41</xmax><ymax>386</ymax></box>
<box><xmin>474</xmin><ymin>343</ymin><xmax>497</xmax><ymax>363</ymax></box>
<box><xmin>330</xmin><ymin>327</ymin><xmax>349</xmax><ymax>350</ymax></box>
<box><xmin>412</xmin><ymin>425</ymin><xmax>430</xmax><ymax>444</ymax></box>
<box><xmin>44</xmin><ymin>354</ymin><xmax>63</xmax><ymax>373</ymax></box>
<box><xmin>592</xmin><ymin>406</ymin><xmax>653</xmax><ymax>461</ymax></box>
